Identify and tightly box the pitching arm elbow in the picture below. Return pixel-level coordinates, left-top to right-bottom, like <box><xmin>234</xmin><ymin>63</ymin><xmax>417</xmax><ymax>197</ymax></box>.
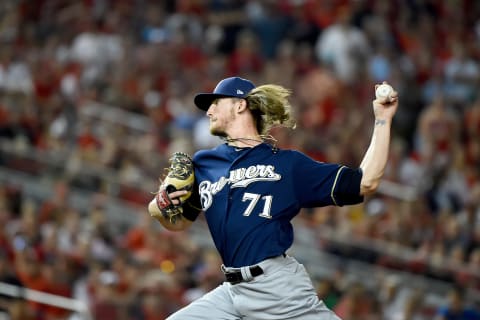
<box><xmin>360</xmin><ymin>178</ymin><xmax>380</xmax><ymax>196</ymax></box>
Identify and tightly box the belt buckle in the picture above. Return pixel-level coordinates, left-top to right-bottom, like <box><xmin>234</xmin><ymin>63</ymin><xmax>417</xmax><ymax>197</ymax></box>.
<box><xmin>221</xmin><ymin>266</ymin><xmax>243</xmax><ymax>284</ymax></box>
<box><xmin>225</xmin><ymin>271</ymin><xmax>242</xmax><ymax>284</ymax></box>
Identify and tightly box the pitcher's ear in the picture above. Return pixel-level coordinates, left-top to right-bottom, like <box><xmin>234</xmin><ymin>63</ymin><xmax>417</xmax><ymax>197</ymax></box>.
<box><xmin>236</xmin><ymin>98</ymin><xmax>248</xmax><ymax>113</ymax></box>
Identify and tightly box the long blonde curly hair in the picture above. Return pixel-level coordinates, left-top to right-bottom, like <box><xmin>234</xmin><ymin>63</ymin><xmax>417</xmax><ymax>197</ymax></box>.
<box><xmin>245</xmin><ymin>84</ymin><xmax>296</xmax><ymax>135</ymax></box>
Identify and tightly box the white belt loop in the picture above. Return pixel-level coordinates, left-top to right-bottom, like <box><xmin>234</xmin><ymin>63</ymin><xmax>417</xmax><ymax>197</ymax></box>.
<box><xmin>240</xmin><ymin>266</ymin><xmax>253</xmax><ymax>282</ymax></box>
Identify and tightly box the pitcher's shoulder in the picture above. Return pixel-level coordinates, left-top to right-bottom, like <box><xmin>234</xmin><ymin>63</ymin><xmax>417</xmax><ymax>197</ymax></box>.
<box><xmin>193</xmin><ymin>144</ymin><xmax>229</xmax><ymax>162</ymax></box>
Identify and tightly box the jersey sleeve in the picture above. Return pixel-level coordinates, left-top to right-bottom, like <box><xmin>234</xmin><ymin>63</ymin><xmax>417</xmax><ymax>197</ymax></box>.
<box><xmin>182</xmin><ymin>180</ymin><xmax>202</xmax><ymax>221</ymax></box>
<box><xmin>291</xmin><ymin>151</ymin><xmax>364</xmax><ymax>207</ymax></box>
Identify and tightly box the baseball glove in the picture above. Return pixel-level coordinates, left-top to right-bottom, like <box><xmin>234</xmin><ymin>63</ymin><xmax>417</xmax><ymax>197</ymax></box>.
<box><xmin>155</xmin><ymin>152</ymin><xmax>195</xmax><ymax>223</ymax></box>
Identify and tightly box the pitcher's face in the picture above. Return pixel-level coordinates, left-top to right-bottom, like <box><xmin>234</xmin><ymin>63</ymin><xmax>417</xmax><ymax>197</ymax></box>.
<box><xmin>206</xmin><ymin>98</ymin><xmax>238</xmax><ymax>137</ymax></box>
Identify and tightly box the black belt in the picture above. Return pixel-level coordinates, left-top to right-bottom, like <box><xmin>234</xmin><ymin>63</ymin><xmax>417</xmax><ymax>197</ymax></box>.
<box><xmin>223</xmin><ymin>265</ymin><xmax>263</xmax><ymax>285</ymax></box>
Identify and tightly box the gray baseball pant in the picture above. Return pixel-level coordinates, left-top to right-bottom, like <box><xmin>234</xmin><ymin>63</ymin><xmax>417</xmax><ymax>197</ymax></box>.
<box><xmin>166</xmin><ymin>255</ymin><xmax>342</xmax><ymax>320</ymax></box>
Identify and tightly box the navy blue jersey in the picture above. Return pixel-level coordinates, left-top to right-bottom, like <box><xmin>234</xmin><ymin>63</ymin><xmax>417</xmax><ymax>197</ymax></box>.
<box><xmin>193</xmin><ymin>143</ymin><xmax>363</xmax><ymax>267</ymax></box>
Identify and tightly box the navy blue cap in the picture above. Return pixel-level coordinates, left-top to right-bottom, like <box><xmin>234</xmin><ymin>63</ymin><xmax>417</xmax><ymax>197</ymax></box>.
<box><xmin>194</xmin><ymin>77</ymin><xmax>255</xmax><ymax>111</ymax></box>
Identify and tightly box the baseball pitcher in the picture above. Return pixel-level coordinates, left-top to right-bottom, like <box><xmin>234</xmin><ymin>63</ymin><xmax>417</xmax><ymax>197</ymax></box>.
<box><xmin>148</xmin><ymin>77</ymin><xmax>399</xmax><ymax>320</ymax></box>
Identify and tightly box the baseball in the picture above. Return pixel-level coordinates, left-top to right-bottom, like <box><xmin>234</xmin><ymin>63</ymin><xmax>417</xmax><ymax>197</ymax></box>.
<box><xmin>375</xmin><ymin>83</ymin><xmax>393</xmax><ymax>100</ymax></box>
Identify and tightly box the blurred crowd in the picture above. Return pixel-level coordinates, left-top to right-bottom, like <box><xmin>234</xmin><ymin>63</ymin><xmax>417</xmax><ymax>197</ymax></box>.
<box><xmin>0</xmin><ymin>0</ymin><xmax>479</xmax><ymax>319</ymax></box>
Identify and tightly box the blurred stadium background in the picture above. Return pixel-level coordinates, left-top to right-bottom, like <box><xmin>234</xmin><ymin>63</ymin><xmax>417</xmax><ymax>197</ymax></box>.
<box><xmin>0</xmin><ymin>0</ymin><xmax>479</xmax><ymax>319</ymax></box>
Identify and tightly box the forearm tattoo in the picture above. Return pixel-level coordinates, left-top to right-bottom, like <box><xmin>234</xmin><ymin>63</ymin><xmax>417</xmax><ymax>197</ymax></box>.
<box><xmin>375</xmin><ymin>119</ymin><xmax>387</xmax><ymax>126</ymax></box>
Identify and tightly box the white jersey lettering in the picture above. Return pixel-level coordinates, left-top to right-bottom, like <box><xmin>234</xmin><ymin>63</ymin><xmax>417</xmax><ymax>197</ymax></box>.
<box><xmin>199</xmin><ymin>165</ymin><xmax>281</xmax><ymax>210</ymax></box>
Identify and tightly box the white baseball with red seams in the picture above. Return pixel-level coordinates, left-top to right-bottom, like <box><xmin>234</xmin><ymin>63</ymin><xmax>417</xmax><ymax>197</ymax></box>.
<box><xmin>375</xmin><ymin>83</ymin><xmax>393</xmax><ymax>100</ymax></box>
